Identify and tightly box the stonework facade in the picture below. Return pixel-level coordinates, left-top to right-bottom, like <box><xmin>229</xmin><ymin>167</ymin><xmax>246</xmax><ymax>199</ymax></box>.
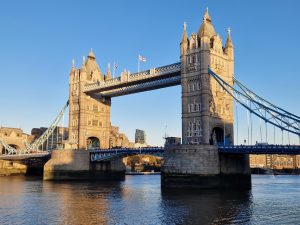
<box><xmin>180</xmin><ymin>9</ymin><xmax>234</xmax><ymax>145</ymax></box>
<box><xmin>68</xmin><ymin>51</ymin><xmax>114</xmax><ymax>149</ymax></box>
<box><xmin>0</xmin><ymin>127</ymin><xmax>33</xmax><ymax>154</ymax></box>
<box><xmin>68</xmin><ymin>50</ymin><xmax>136</xmax><ymax>150</ymax></box>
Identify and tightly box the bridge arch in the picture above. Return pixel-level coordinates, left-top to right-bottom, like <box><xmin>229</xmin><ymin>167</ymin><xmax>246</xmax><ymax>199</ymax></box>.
<box><xmin>87</xmin><ymin>137</ymin><xmax>100</xmax><ymax>149</ymax></box>
<box><xmin>210</xmin><ymin>127</ymin><xmax>224</xmax><ymax>145</ymax></box>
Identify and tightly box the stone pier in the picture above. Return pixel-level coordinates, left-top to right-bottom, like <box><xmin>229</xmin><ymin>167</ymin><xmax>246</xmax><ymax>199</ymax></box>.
<box><xmin>161</xmin><ymin>145</ymin><xmax>251</xmax><ymax>189</ymax></box>
<box><xmin>44</xmin><ymin>149</ymin><xmax>125</xmax><ymax>181</ymax></box>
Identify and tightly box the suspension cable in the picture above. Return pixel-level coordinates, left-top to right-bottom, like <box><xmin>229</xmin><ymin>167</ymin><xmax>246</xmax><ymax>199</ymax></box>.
<box><xmin>265</xmin><ymin>111</ymin><xmax>268</xmax><ymax>143</ymax></box>
<box><xmin>247</xmin><ymin>104</ymin><xmax>250</xmax><ymax>145</ymax></box>
<box><xmin>235</xmin><ymin>95</ymin><xmax>239</xmax><ymax>145</ymax></box>
<box><xmin>260</xmin><ymin>118</ymin><xmax>262</xmax><ymax>143</ymax></box>
<box><xmin>274</xmin><ymin>125</ymin><xmax>276</xmax><ymax>144</ymax></box>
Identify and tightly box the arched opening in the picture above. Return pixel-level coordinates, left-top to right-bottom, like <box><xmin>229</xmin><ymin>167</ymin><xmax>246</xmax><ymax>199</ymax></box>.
<box><xmin>210</xmin><ymin>127</ymin><xmax>224</xmax><ymax>146</ymax></box>
<box><xmin>87</xmin><ymin>137</ymin><xmax>100</xmax><ymax>149</ymax></box>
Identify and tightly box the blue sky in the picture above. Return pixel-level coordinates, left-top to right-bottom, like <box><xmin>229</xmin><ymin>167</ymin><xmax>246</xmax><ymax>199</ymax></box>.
<box><xmin>0</xmin><ymin>0</ymin><xmax>299</xmax><ymax>145</ymax></box>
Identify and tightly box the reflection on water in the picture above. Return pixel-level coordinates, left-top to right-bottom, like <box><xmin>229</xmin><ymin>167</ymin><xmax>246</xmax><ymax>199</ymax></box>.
<box><xmin>0</xmin><ymin>175</ymin><xmax>299</xmax><ymax>225</ymax></box>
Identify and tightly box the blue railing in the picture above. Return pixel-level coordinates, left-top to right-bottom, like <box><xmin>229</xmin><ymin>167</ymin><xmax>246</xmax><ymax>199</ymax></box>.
<box><xmin>90</xmin><ymin>147</ymin><xmax>164</xmax><ymax>162</ymax></box>
<box><xmin>219</xmin><ymin>145</ymin><xmax>300</xmax><ymax>154</ymax></box>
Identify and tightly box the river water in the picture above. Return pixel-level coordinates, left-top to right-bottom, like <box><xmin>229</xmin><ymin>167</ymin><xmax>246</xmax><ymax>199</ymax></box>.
<box><xmin>0</xmin><ymin>175</ymin><xmax>299</xmax><ymax>225</ymax></box>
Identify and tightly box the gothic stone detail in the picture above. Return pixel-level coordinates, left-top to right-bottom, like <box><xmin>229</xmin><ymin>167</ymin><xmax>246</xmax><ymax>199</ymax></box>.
<box><xmin>180</xmin><ymin>9</ymin><xmax>234</xmax><ymax>146</ymax></box>
<box><xmin>68</xmin><ymin>50</ymin><xmax>134</xmax><ymax>150</ymax></box>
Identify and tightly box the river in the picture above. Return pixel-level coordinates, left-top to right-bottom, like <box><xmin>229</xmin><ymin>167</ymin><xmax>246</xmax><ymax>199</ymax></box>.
<box><xmin>0</xmin><ymin>175</ymin><xmax>299</xmax><ymax>225</ymax></box>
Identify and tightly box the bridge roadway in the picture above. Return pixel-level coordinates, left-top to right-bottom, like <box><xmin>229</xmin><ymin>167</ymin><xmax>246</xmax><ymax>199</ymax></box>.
<box><xmin>0</xmin><ymin>152</ymin><xmax>50</xmax><ymax>161</ymax></box>
<box><xmin>219</xmin><ymin>145</ymin><xmax>300</xmax><ymax>155</ymax></box>
<box><xmin>90</xmin><ymin>147</ymin><xmax>164</xmax><ymax>162</ymax></box>
<box><xmin>89</xmin><ymin>145</ymin><xmax>300</xmax><ymax>162</ymax></box>
<box><xmin>1</xmin><ymin>145</ymin><xmax>300</xmax><ymax>162</ymax></box>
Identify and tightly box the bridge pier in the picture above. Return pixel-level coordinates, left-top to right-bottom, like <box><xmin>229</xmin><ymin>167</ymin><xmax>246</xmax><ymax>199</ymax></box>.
<box><xmin>43</xmin><ymin>150</ymin><xmax>125</xmax><ymax>181</ymax></box>
<box><xmin>161</xmin><ymin>145</ymin><xmax>251</xmax><ymax>189</ymax></box>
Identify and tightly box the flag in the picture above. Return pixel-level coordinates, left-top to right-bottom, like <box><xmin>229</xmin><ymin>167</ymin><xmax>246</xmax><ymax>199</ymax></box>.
<box><xmin>114</xmin><ymin>62</ymin><xmax>118</xmax><ymax>69</ymax></box>
<box><xmin>139</xmin><ymin>55</ymin><xmax>146</xmax><ymax>62</ymax></box>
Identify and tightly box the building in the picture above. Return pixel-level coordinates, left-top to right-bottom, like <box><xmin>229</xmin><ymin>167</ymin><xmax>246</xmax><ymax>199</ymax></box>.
<box><xmin>0</xmin><ymin>127</ymin><xmax>34</xmax><ymax>154</ymax></box>
<box><xmin>164</xmin><ymin>137</ymin><xmax>181</xmax><ymax>147</ymax></box>
<box><xmin>31</xmin><ymin>127</ymin><xmax>69</xmax><ymax>150</ymax></box>
<box><xmin>135</xmin><ymin>129</ymin><xmax>146</xmax><ymax>144</ymax></box>
<box><xmin>249</xmin><ymin>155</ymin><xmax>267</xmax><ymax>168</ymax></box>
<box><xmin>109</xmin><ymin>126</ymin><xmax>134</xmax><ymax>148</ymax></box>
<box><xmin>250</xmin><ymin>154</ymin><xmax>300</xmax><ymax>169</ymax></box>
<box><xmin>180</xmin><ymin>10</ymin><xmax>234</xmax><ymax>145</ymax></box>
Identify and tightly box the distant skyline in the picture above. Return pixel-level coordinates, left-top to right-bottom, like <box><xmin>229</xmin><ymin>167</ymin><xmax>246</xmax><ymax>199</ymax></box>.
<box><xmin>0</xmin><ymin>1</ymin><xmax>299</xmax><ymax>145</ymax></box>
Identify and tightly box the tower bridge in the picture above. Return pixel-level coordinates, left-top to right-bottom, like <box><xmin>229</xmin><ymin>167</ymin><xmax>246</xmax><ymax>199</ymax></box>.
<box><xmin>1</xmin><ymin>8</ymin><xmax>300</xmax><ymax>188</ymax></box>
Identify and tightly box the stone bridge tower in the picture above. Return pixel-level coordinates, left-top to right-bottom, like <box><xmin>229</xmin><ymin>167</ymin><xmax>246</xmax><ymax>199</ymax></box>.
<box><xmin>68</xmin><ymin>50</ymin><xmax>111</xmax><ymax>149</ymax></box>
<box><xmin>180</xmin><ymin>9</ymin><xmax>234</xmax><ymax>146</ymax></box>
<box><xmin>162</xmin><ymin>9</ymin><xmax>250</xmax><ymax>189</ymax></box>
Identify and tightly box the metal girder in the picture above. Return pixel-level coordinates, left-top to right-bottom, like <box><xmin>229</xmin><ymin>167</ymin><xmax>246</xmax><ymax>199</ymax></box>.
<box><xmin>28</xmin><ymin>101</ymin><xmax>69</xmax><ymax>151</ymax></box>
<box><xmin>100</xmin><ymin>76</ymin><xmax>181</xmax><ymax>97</ymax></box>
<box><xmin>1</xmin><ymin>101</ymin><xmax>69</xmax><ymax>155</ymax></box>
<box><xmin>90</xmin><ymin>147</ymin><xmax>164</xmax><ymax>162</ymax></box>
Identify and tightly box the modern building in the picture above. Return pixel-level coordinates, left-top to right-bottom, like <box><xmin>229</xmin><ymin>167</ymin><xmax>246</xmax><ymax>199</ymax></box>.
<box><xmin>135</xmin><ymin>129</ymin><xmax>146</xmax><ymax>144</ymax></box>
<box><xmin>31</xmin><ymin>126</ymin><xmax>69</xmax><ymax>150</ymax></box>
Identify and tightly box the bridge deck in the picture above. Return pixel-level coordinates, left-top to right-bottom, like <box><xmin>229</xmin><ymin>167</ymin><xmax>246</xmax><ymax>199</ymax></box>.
<box><xmin>0</xmin><ymin>152</ymin><xmax>51</xmax><ymax>160</ymax></box>
<box><xmin>90</xmin><ymin>147</ymin><xmax>164</xmax><ymax>162</ymax></box>
<box><xmin>219</xmin><ymin>145</ymin><xmax>300</xmax><ymax>155</ymax></box>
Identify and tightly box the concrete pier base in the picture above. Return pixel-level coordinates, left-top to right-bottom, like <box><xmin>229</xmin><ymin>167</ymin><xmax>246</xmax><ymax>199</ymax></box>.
<box><xmin>161</xmin><ymin>145</ymin><xmax>251</xmax><ymax>189</ymax></box>
<box><xmin>44</xmin><ymin>149</ymin><xmax>125</xmax><ymax>181</ymax></box>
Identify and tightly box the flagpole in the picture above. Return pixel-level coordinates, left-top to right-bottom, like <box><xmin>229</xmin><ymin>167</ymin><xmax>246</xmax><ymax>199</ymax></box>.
<box><xmin>113</xmin><ymin>61</ymin><xmax>115</xmax><ymax>78</ymax></box>
<box><xmin>138</xmin><ymin>54</ymin><xmax>140</xmax><ymax>75</ymax></box>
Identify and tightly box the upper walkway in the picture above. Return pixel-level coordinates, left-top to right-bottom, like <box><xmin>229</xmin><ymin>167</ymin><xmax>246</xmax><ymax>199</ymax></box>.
<box><xmin>83</xmin><ymin>63</ymin><xmax>181</xmax><ymax>97</ymax></box>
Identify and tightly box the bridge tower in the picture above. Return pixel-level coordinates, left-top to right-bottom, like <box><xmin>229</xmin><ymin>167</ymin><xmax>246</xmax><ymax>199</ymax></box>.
<box><xmin>162</xmin><ymin>9</ymin><xmax>250</xmax><ymax>189</ymax></box>
<box><xmin>181</xmin><ymin>9</ymin><xmax>234</xmax><ymax>145</ymax></box>
<box><xmin>68</xmin><ymin>50</ymin><xmax>111</xmax><ymax>149</ymax></box>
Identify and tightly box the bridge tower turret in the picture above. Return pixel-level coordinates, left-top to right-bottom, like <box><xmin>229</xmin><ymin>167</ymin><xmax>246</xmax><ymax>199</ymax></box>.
<box><xmin>68</xmin><ymin>50</ymin><xmax>111</xmax><ymax>150</ymax></box>
<box><xmin>180</xmin><ymin>8</ymin><xmax>234</xmax><ymax>145</ymax></box>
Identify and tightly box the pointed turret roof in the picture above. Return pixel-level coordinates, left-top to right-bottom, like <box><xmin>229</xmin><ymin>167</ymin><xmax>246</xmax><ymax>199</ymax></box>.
<box><xmin>225</xmin><ymin>28</ymin><xmax>233</xmax><ymax>48</ymax></box>
<box><xmin>198</xmin><ymin>8</ymin><xmax>216</xmax><ymax>38</ymax></box>
<box><xmin>85</xmin><ymin>49</ymin><xmax>101</xmax><ymax>75</ymax></box>
<box><xmin>88</xmin><ymin>48</ymin><xmax>96</xmax><ymax>59</ymax></box>
<box><xmin>106</xmin><ymin>63</ymin><xmax>111</xmax><ymax>80</ymax></box>
<box><xmin>181</xmin><ymin>22</ymin><xmax>188</xmax><ymax>43</ymax></box>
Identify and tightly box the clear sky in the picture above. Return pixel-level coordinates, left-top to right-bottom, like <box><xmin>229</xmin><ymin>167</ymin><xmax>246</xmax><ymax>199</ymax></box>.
<box><xmin>0</xmin><ymin>0</ymin><xmax>300</xmax><ymax>146</ymax></box>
